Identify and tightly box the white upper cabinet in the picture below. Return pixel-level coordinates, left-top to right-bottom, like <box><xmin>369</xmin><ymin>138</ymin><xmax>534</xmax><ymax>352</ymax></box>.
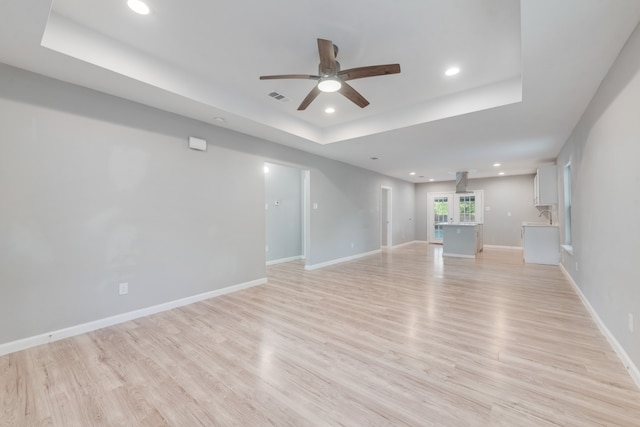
<box><xmin>533</xmin><ymin>165</ymin><xmax>558</xmax><ymax>206</ymax></box>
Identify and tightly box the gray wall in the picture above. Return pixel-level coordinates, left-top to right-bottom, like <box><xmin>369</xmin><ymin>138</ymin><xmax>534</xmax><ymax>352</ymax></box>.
<box><xmin>556</xmin><ymin>21</ymin><xmax>640</xmax><ymax>370</ymax></box>
<box><xmin>265</xmin><ymin>162</ymin><xmax>302</xmax><ymax>262</ymax></box>
<box><xmin>415</xmin><ymin>175</ymin><xmax>543</xmax><ymax>246</ymax></box>
<box><xmin>0</xmin><ymin>63</ymin><xmax>415</xmax><ymax>345</ymax></box>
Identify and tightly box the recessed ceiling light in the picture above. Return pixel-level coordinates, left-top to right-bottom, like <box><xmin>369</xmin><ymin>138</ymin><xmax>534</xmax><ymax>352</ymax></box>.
<box><xmin>127</xmin><ymin>0</ymin><xmax>150</xmax><ymax>15</ymax></box>
<box><xmin>493</xmin><ymin>163</ymin><xmax>501</xmax><ymax>167</ymax></box>
<box><xmin>499</xmin><ymin>172</ymin><xmax>505</xmax><ymax>176</ymax></box>
<box><xmin>445</xmin><ymin>67</ymin><xmax>460</xmax><ymax>77</ymax></box>
<box><xmin>370</xmin><ymin>157</ymin><xmax>379</xmax><ymax>160</ymax></box>
<box><xmin>410</xmin><ymin>172</ymin><xmax>416</xmax><ymax>176</ymax></box>
<box><xmin>214</xmin><ymin>117</ymin><xmax>226</xmax><ymax>123</ymax></box>
<box><xmin>325</xmin><ymin>107</ymin><xmax>335</xmax><ymax>114</ymax></box>
<box><xmin>429</xmin><ymin>178</ymin><xmax>435</xmax><ymax>182</ymax></box>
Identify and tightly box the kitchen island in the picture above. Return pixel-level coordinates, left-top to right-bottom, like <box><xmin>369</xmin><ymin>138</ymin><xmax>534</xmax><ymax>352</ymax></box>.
<box><xmin>442</xmin><ymin>223</ymin><xmax>484</xmax><ymax>258</ymax></box>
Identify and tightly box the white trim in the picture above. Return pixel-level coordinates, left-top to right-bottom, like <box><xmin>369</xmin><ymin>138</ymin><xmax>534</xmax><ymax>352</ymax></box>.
<box><xmin>560</xmin><ymin>264</ymin><xmax>640</xmax><ymax>390</ymax></box>
<box><xmin>391</xmin><ymin>240</ymin><xmax>419</xmax><ymax>249</ymax></box>
<box><xmin>304</xmin><ymin>249</ymin><xmax>381</xmax><ymax>271</ymax></box>
<box><xmin>561</xmin><ymin>244</ymin><xmax>574</xmax><ymax>255</ymax></box>
<box><xmin>442</xmin><ymin>253</ymin><xmax>475</xmax><ymax>259</ymax></box>
<box><xmin>380</xmin><ymin>186</ymin><xmax>392</xmax><ymax>248</ymax></box>
<box><xmin>0</xmin><ymin>277</ymin><xmax>267</xmax><ymax>357</ymax></box>
<box><xmin>266</xmin><ymin>255</ymin><xmax>303</xmax><ymax>266</ymax></box>
<box><xmin>483</xmin><ymin>245</ymin><xmax>523</xmax><ymax>250</ymax></box>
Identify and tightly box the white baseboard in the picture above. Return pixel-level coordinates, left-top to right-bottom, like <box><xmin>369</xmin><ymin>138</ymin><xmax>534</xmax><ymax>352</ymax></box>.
<box><xmin>304</xmin><ymin>249</ymin><xmax>381</xmax><ymax>271</ymax></box>
<box><xmin>0</xmin><ymin>277</ymin><xmax>267</xmax><ymax>357</ymax></box>
<box><xmin>483</xmin><ymin>244</ymin><xmax>523</xmax><ymax>250</ymax></box>
<box><xmin>391</xmin><ymin>240</ymin><xmax>420</xmax><ymax>249</ymax></box>
<box><xmin>560</xmin><ymin>264</ymin><xmax>640</xmax><ymax>389</ymax></box>
<box><xmin>442</xmin><ymin>253</ymin><xmax>476</xmax><ymax>259</ymax></box>
<box><xmin>266</xmin><ymin>255</ymin><xmax>303</xmax><ymax>266</ymax></box>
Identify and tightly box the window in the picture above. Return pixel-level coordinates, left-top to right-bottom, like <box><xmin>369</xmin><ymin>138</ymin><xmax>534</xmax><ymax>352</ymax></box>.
<box><xmin>563</xmin><ymin>162</ymin><xmax>572</xmax><ymax>245</ymax></box>
<box><xmin>458</xmin><ymin>194</ymin><xmax>476</xmax><ymax>223</ymax></box>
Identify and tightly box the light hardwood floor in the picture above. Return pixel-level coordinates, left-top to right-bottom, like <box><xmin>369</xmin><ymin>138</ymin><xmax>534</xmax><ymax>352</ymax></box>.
<box><xmin>2</xmin><ymin>243</ymin><xmax>640</xmax><ymax>426</ymax></box>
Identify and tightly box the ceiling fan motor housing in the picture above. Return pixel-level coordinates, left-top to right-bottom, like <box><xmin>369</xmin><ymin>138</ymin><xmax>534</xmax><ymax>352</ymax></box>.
<box><xmin>320</xmin><ymin>60</ymin><xmax>340</xmax><ymax>77</ymax></box>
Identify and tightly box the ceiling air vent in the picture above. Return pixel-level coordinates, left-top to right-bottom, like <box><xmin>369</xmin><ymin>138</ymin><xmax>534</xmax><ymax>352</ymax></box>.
<box><xmin>267</xmin><ymin>91</ymin><xmax>291</xmax><ymax>103</ymax></box>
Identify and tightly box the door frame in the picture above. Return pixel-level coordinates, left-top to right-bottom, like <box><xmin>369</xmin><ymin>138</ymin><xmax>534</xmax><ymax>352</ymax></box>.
<box><xmin>381</xmin><ymin>186</ymin><xmax>392</xmax><ymax>247</ymax></box>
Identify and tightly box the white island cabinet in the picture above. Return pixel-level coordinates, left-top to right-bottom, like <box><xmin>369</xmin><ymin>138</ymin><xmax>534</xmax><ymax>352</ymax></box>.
<box><xmin>442</xmin><ymin>224</ymin><xmax>483</xmax><ymax>258</ymax></box>
<box><xmin>522</xmin><ymin>224</ymin><xmax>560</xmax><ymax>265</ymax></box>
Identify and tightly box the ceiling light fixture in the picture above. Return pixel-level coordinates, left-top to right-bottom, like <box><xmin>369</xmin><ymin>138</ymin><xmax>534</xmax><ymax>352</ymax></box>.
<box><xmin>127</xmin><ymin>0</ymin><xmax>150</xmax><ymax>15</ymax></box>
<box><xmin>325</xmin><ymin>107</ymin><xmax>335</xmax><ymax>114</ymax></box>
<box><xmin>410</xmin><ymin>172</ymin><xmax>416</xmax><ymax>176</ymax></box>
<box><xmin>445</xmin><ymin>67</ymin><xmax>460</xmax><ymax>77</ymax></box>
<box><xmin>493</xmin><ymin>163</ymin><xmax>501</xmax><ymax>167</ymax></box>
<box><xmin>499</xmin><ymin>172</ymin><xmax>505</xmax><ymax>176</ymax></box>
<box><xmin>264</xmin><ymin>165</ymin><xmax>270</xmax><ymax>174</ymax></box>
<box><xmin>317</xmin><ymin>77</ymin><xmax>341</xmax><ymax>93</ymax></box>
<box><xmin>429</xmin><ymin>178</ymin><xmax>435</xmax><ymax>182</ymax></box>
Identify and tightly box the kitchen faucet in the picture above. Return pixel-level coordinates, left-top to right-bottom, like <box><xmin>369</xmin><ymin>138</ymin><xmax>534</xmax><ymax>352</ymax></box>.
<box><xmin>539</xmin><ymin>209</ymin><xmax>552</xmax><ymax>225</ymax></box>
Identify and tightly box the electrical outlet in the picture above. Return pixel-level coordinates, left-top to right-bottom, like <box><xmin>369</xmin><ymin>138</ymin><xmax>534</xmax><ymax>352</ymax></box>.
<box><xmin>119</xmin><ymin>282</ymin><xmax>128</xmax><ymax>295</ymax></box>
<box><xmin>629</xmin><ymin>313</ymin><xmax>634</xmax><ymax>333</ymax></box>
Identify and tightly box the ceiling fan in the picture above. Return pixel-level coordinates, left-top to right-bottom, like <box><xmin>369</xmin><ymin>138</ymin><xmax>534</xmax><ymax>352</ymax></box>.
<box><xmin>260</xmin><ymin>38</ymin><xmax>401</xmax><ymax>111</ymax></box>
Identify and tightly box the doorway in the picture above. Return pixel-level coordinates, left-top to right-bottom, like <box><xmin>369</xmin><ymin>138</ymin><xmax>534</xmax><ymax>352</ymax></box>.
<box><xmin>381</xmin><ymin>186</ymin><xmax>392</xmax><ymax>247</ymax></box>
<box><xmin>427</xmin><ymin>193</ymin><xmax>453</xmax><ymax>244</ymax></box>
<box><xmin>264</xmin><ymin>162</ymin><xmax>310</xmax><ymax>266</ymax></box>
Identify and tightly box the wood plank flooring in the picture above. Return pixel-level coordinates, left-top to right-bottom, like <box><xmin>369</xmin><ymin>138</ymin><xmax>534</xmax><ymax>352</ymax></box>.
<box><xmin>2</xmin><ymin>243</ymin><xmax>640</xmax><ymax>426</ymax></box>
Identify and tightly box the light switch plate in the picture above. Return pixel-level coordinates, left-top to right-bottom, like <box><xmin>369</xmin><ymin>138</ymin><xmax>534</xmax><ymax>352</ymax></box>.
<box><xmin>119</xmin><ymin>282</ymin><xmax>128</xmax><ymax>295</ymax></box>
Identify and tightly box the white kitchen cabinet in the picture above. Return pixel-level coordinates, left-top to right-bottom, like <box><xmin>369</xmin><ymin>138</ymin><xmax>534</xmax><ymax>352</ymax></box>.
<box><xmin>523</xmin><ymin>224</ymin><xmax>560</xmax><ymax>265</ymax></box>
<box><xmin>533</xmin><ymin>165</ymin><xmax>558</xmax><ymax>206</ymax></box>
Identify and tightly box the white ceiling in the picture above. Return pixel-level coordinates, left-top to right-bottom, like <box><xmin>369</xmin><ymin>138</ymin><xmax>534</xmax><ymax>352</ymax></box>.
<box><xmin>1</xmin><ymin>0</ymin><xmax>639</xmax><ymax>182</ymax></box>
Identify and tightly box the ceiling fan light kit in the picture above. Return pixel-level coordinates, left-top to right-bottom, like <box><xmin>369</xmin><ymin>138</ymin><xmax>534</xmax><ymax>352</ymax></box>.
<box><xmin>260</xmin><ymin>38</ymin><xmax>400</xmax><ymax>110</ymax></box>
<box><xmin>317</xmin><ymin>78</ymin><xmax>341</xmax><ymax>93</ymax></box>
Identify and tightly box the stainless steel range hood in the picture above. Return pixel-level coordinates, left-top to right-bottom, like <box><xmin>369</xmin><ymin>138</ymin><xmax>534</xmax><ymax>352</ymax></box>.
<box><xmin>455</xmin><ymin>171</ymin><xmax>471</xmax><ymax>193</ymax></box>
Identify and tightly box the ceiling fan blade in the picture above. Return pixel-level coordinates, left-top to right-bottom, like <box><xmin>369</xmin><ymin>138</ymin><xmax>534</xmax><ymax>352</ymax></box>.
<box><xmin>317</xmin><ymin>38</ymin><xmax>337</xmax><ymax>75</ymax></box>
<box><xmin>339</xmin><ymin>82</ymin><xmax>369</xmax><ymax>108</ymax></box>
<box><xmin>339</xmin><ymin>64</ymin><xmax>401</xmax><ymax>81</ymax></box>
<box><xmin>298</xmin><ymin>86</ymin><xmax>321</xmax><ymax>110</ymax></box>
<box><xmin>260</xmin><ymin>74</ymin><xmax>320</xmax><ymax>80</ymax></box>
